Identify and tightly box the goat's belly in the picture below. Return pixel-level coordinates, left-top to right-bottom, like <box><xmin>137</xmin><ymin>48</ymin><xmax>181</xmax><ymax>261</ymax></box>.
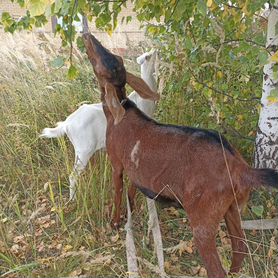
<box><xmin>126</xmin><ymin>164</ymin><xmax>184</xmax><ymax>209</ymax></box>
<box><xmin>135</xmin><ymin>184</ymin><xmax>183</xmax><ymax>208</ymax></box>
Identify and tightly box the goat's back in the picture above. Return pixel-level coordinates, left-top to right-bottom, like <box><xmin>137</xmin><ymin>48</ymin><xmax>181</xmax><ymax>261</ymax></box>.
<box><xmin>106</xmin><ymin>101</ymin><xmax>251</xmax><ymax>209</ymax></box>
<box><xmin>63</xmin><ymin>103</ymin><xmax>106</xmax><ymax>151</ymax></box>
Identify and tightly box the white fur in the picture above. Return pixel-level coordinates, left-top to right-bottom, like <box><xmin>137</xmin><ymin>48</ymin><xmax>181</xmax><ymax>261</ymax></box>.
<box><xmin>40</xmin><ymin>51</ymin><xmax>158</xmax><ymax>200</ymax></box>
<box><xmin>130</xmin><ymin>140</ymin><xmax>140</xmax><ymax>169</ymax></box>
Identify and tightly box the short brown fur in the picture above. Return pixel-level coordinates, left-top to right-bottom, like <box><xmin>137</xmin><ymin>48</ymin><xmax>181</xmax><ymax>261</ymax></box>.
<box><xmin>83</xmin><ymin>33</ymin><xmax>278</xmax><ymax>278</ymax></box>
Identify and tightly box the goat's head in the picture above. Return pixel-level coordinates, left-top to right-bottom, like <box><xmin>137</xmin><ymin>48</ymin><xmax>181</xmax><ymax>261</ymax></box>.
<box><xmin>83</xmin><ymin>32</ymin><xmax>126</xmax><ymax>88</ymax></box>
<box><xmin>83</xmin><ymin>33</ymin><xmax>160</xmax><ymax>124</ymax></box>
<box><xmin>136</xmin><ymin>50</ymin><xmax>157</xmax><ymax>66</ymax></box>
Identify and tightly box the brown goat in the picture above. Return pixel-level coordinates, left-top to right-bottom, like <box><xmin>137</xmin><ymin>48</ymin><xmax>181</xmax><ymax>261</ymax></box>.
<box><xmin>82</xmin><ymin>33</ymin><xmax>278</xmax><ymax>278</ymax></box>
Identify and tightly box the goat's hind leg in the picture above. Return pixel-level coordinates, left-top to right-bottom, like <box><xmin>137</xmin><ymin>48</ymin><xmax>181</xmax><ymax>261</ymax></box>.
<box><xmin>187</xmin><ymin>195</ymin><xmax>227</xmax><ymax>278</ymax></box>
<box><xmin>224</xmin><ymin>203</ymin><xmax>247</xmax><ymax>274</ymax></box>
<box><xmin>191</xmin><ymin>222</ymin><xmax>226</xmax><ymax>278</ymax></box>
<box><xmin>69</xmin><ymin>151</ymin><xmax>91</xmax><ymax>201</ymax></box>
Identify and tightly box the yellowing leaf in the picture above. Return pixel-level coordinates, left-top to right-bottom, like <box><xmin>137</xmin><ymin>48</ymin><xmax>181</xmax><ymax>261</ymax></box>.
<box><xmin>270</xmin><ymin>51</ymin><xmax>278</xmax><ymax>63</ymax></box>
<box><xmin>207</xmin><ymin>0</ymin><xmax>213</xmax><ymax>8</ymax></box>
<box><xmin>267</xmin><ymin>88</ymin><xmax>278</xmax><ymax>104</ymax></box>
<box><xmin>68</xmin><ymin>65</ymin><xmax>79</xmax><ymax>80</ymax></box>
<box><xmin>107</xmin><ymin>27</ymin><xmax>113</xmax><ymax>37</ymax></box>
<box><xmin>242</xmin><ymin>2</ymin><xmax>250</xmax><ymax>16</ymax></box>
<box><xmin>217</xmin><ymin>71</ymin><xmax>223</xmax><ymax>79</ymax></box>
<box><xmin>26</xmin><ymin>0</ymin><xmax>54</xmax><ymax>17</ymax></box>
<box><xmin>239</xmin><ymin>23</ymin><xmax>246</xmax><ymax>33</ymax></box>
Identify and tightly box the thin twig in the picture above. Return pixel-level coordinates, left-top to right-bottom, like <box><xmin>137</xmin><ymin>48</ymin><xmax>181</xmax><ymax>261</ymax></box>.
<box><xmin>69</xmin><ymin>0</ymin><xmax>78</xmax><ymax>64</ymax></box>
<box><xmin>187</xmin><ymin>67</ymin><xmax>260</xmax><ymax>102</ymax></box>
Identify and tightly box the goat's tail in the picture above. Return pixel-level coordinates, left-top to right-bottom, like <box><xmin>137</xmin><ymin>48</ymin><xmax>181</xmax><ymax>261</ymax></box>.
<box><xmin>244</xmin><ymin>167</ymin><xmax>278</xmax><ymax>189</ymax></box>
<box><xmin>40</xmin><ymin>122</ymin><xmax>66</xmax><ymax>138</ymax></box>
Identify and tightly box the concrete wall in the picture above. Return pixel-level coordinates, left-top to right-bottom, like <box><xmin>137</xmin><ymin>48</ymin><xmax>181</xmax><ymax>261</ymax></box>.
<box><xmin>0</xmin><ymin>0</ymin><xmax>146</xmax><ymax>50</ymax></box>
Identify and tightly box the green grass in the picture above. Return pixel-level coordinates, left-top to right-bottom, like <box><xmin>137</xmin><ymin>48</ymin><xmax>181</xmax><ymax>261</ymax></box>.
<box><xmin>0</xmin><ymin>32</ymin><xmax>277</xmax><ymax>277</ymax></box>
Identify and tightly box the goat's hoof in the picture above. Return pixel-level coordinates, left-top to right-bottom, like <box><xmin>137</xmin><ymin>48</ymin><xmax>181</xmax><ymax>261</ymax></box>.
<box><xmin>112</xmin><ymin>221</ymin><xmax>120</xmax><ymax>230</ymax></box>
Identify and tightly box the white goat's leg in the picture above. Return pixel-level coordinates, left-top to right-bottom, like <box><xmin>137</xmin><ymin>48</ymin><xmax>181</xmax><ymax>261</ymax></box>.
<box><xmin>146</xmin><ymin>198</ymin><xmax>166</xmax><ymax>277</ymax></box>
<box><xmin>69</xmin><ymin>151</ymin><xmax>91</xmax><ymax>201</ymax></box>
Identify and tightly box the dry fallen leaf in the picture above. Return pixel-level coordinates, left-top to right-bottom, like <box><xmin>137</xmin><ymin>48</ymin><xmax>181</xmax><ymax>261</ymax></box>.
<box><xmin>191</xmin><ymin>265</ymin><xmax>201</xmax><ymax>275</ymax></box>
<box><xmin>164</xmin><ymin>240</ymin><xmax>193</xmax><ymax>256</ymax></box>
<box><xmin>69</xmin><ymin>267</ymin><xmax>82</xmax><ymax>277</ymax></box>
<box><xmin>268</xmin><ymin>236</ymin><xmax>277</xmax><ymax>258</ymax></box>
<box><xmin>90</xmin><ymin>254</ymin><xmax>114</xmax><ymax>265</ymax></box>
<box><xmin>37</xmin><ymin>241</ymin><xmax>45</xmax><ymax>253</ymax></box>
<box><xmin>199</xmin><ymin>266</ymin><xmax>207</xmax><ymax>277</ymax></box>
<box><xmin>111</xmin><ymin>233</ymin><xmax>120</xmax><ymax>243</ymax></box>
<box><xmin>62</xmin><ymin>244</ymin><xmax>73</xmax><ymax>253</ymax></box>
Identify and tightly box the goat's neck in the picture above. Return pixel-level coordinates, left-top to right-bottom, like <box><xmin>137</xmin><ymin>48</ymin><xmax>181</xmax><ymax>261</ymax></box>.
<box><xmin>100</xmin><ymin>86</ymin><xmax>126</xmax><ymax>102</ymax></box>
<box><xmin>141</xmin><ymin>65</ymin><xmax>157</xmax><ymax>93</ymax></box>
<box><xmin>101</xmin><ymin>86</ymin><xmax>127</xmax><ymax>121</ymax></box>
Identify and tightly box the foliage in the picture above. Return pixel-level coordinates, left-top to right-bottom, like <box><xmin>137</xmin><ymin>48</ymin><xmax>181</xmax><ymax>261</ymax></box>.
<box><xmin>143</xmin><ymin>0</ymin><xmax>273</xmax><ymax>158</ymax></box>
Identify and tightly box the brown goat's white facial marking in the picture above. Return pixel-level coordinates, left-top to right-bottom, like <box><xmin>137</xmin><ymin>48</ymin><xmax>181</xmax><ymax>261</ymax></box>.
<box><xmin>131</xmin><ymin>140</ymin><xmax>140</xmax><ymax>169</ymax></box>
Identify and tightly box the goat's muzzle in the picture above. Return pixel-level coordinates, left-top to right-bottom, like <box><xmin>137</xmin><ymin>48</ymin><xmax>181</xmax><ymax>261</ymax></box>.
<box><xmin>82</xmin><ymin>32</ymin><xmax>126</xmax><ymax>87</ymax></box>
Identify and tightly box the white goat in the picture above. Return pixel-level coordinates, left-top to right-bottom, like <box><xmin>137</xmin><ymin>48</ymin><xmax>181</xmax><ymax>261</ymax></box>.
<box><xmin>40</xmin><ymin>51</ymin><xmax>157</xmax><ymax>200</ymax></box>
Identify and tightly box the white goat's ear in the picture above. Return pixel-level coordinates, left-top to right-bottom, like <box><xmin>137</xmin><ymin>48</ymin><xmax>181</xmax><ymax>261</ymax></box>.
<box><xmin>104</xmin><ymin>83</ymin><xmax>125</xmax><ymax>125</ymax></box>
<box><xmin>126</xmin><ymin>71</ymin><xmax>160</xmax><ymax>101</ymax></box>
<box><xmin>136</xmin><ymin>55</ymin><xmax>144</xmax><ymax>65</ymax></box>
<box><xmin>145</xmin><ymin>54</ymin><xmax>151</xmax><ymax>61</ymax></box>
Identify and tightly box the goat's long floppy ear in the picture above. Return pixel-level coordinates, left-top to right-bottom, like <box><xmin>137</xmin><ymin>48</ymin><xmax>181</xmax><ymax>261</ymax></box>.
<box><xmin>104</xmin><ymin>83</ymin><xmax>125</xmax><ymax>125</ymax></box>
<box><xmin>126</xmin><ymin>72</ymin><xmax>160</xmax><ymax>101</ymax></box>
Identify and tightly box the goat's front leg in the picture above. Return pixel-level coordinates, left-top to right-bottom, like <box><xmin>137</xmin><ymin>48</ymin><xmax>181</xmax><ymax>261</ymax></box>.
<box><xmin>112</xmin><ymin>166</ymin><xmax>124</xmax><ymax>229</ymax></box>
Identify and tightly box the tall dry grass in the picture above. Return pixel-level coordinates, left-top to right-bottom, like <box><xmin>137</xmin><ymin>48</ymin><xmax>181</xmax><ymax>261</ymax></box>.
<box><xmin>0</xmin><ymin>32</ymin><xmax>276</xmax><ymax>277</ymax></box>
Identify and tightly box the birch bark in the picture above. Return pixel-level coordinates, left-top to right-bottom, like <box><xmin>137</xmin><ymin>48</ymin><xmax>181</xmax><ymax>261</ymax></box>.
<box><xmin>254</xmin><ymin>1</ymin><xmax>278</xmax><ymax>169</ymax></box>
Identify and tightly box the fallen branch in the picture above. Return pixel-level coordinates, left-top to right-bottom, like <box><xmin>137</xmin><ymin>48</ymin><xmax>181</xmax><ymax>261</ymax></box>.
<box><xmin>125</xmin><ymin>194</ymin><xmax>139</xmax><ymax>278</ymax></box>
<box><xmin>241</xmin><ymin>218</ymin><xmax>278</xmax><ymax>230</ymax></box>
<box><xmin>146</xmin><ymin>198</ymin><xmax>167</xmax><ymax>278</ymax></box>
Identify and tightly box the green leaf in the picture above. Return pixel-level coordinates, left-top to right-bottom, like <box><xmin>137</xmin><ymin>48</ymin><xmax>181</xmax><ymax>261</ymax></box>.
<box><xmin>184</xmin><ymin>37</ymin><xmax>193</xmax><ymax>50</ymax></box>
<box><xmin>273</xmin><ymin>71</ymin><xmax>278</xmax><ymax>80</ymax></box>
<box><xmin>251</xmin><ymin>205</ymin><xmax>264</xmax><ymax>217</ymax></box>
<box><xmin>54</xmin><ymin>0</ymin><xmax>62</xmax><ymax>13</ymax></box>
<box><xmin>76</xmin><ymin>36</ymin><xmax>85</xmax><ymax>52</ymax></box>
<box><xmin>1</xmin><ymin>12</ymin><xmax>11</xmax><ymax>21</ymax></box>
<box><xmin>27</xmin><ymin>0</ymin><xmax>50</xmax><ymax>17</ymax></box>
<box><xmin>197</xmin><ymin>0</ymin><xmax>207</xmax><ymax>16</ymax></box>
<box><xmin>258</xmin><ymin>51</ymin><xmax>268</xmax><ymax>66</ymax></box>
<box><xmin>67</xmin><ymin>64</ymin><xmax>79</xmax><ymax>80</ymax></box>
<box><xmin>126</xmin><ymin>15</ymin><xmax>132</xmax><ymax>24</ymax></box>
<box><xmin>50</xmin><ymin>56</ymin><xmax>65</xmax><ymax>68</ymax></box>
<box><xmin>172</xmin><ymin>0</ymin><xmax>187</xmax><ymax>21</ymax></box>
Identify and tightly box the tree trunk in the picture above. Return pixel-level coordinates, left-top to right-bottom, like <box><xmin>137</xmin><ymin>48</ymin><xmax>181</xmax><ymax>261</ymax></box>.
<box><xmin>254</xmin><ymin>2</ymin><xmax>278</xmax><ymax>169</ymax></box>
<box><xmin>82</xmin><ymin>16</ymin><xmax>89</xmax><ymax>33</ymax></box>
